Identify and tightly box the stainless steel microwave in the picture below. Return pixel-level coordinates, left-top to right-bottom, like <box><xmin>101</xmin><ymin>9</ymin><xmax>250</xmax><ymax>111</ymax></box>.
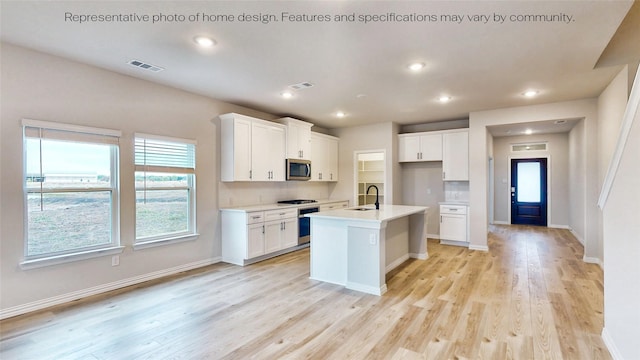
<box><xmin>286</xmin><ymin>159</ymin><xmax>311</xmax><ymax>181</ymax></box>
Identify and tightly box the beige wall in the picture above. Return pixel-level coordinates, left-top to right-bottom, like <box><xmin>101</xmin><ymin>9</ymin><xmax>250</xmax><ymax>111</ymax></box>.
<box><xmin>332</xmin><ymin>122</ymin><xmax>398</xmax><ymax>206</ymax></box>
<box><xmin>0</xmin><ymin>43</ymin><xmax>332</xmax><ymax>315</ymax></box>
<box><xmin>568</xmin><ymin>120</ymin><xmax>586</xmax><ymax>245</ymax></box>
<box><xmin>469</xmin><ymin>99</ymin><xmax>598</xmax><ymax>255</ymax></box>
<box><xmin>492</xmin><ymin>133</ymin><xmax>569</xmax><ymax>227</ymax></box>
<box><xmin>400</xmin><ymin>162</ymin><xmax>444</xmax><ymax>237</ymax></box>
<box><xmin>601</xmin><ymin>65</ymin><xmax>639</xmax><ymax>360</ymax></box>
<box><xmin>596</xmin><ymin>66</ymin><xmax>629</xmax><ymax>262</ymax></box>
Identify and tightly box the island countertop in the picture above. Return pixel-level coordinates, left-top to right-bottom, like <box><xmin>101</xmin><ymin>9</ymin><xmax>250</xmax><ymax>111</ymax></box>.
<box><xmin>305</xmin><ymin>204</ymin><xmax>428</xmax><ymax>223</ymax></box>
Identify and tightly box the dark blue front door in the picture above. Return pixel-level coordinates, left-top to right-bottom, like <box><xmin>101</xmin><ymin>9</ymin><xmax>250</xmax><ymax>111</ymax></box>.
<box><xmin>511</xmin><ymin>158</ymin><xmax>547</xmax><ymax>226</ymax></box>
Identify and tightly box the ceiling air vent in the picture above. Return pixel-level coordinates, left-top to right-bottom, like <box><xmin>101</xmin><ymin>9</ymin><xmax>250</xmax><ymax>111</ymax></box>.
<box><xmin>288</xmin><ymin>82</ymin><xmax>314</xmax><ymax>90</ymax></box>
<box><xmin>128</xmin><ymin>60</ymin><xmax>164</xmax><ymax>73</ymax></box>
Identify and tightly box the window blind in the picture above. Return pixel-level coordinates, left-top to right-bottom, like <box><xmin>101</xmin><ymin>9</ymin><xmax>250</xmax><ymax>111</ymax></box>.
<box><xmin>134</xmin><ymin>133</ymin><xmax>196</xmax><ymax>174</ymax></box>
<box><xmin>23</xmin><ymin>119</ymin><xmax>121</xmax><ymax>145</ymax></box>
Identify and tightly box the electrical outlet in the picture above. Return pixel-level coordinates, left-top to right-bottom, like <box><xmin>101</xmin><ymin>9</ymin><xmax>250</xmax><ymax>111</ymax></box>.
<box><xmin>111</xmin><ymin>255</ymin><xmax>120</xmax><ymax>266</ymax></box>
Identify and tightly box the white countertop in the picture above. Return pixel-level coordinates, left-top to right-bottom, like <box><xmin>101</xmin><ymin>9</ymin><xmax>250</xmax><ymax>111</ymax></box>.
<box><xmin>439</xmin><ymin>201</ymin><xmax>469</xmax><ymax>206</ymax></box>
<box><xmin>220</xmin><ymin>199</ymin><xmax>348</xmax><ymax>212</ymax></box>
<box><xmin>306</xmin><ymin>204</ymin><xmax>428</xmax><ymax>223</ymax></box>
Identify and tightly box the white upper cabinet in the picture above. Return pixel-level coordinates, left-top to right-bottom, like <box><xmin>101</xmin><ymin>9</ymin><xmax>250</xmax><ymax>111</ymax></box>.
<box><xmin>251</xmin><ymin>121</ymin><xmax>286</xmax><ymax>181</ymax></box>
<box><xmin>398</xmin><ymin>133</ymin><xmax>442</xmax><ymax>162</ymax></box>
<box><xmin>310</xmin><ymin>132</ymin><xmax>339</xmax><ymax>182</ymax></box>
<box><xmin>278</xmin><ymin>117</ymin><xmax>313</xmax><ymax>160</ymax></box>
<box><xmin>220</xmin><ymin>113</ymin><xmax>286</xmax><ymax>182</ymax></box>
<box><xmin>398</xmin><ymin>129</ymin><xmax>469</xmax><ymax>181</ymax></box>
<box><xmin>442</xmin><ymin>130</ymin><xmax>469</xmax><ymax>181</ymax></box>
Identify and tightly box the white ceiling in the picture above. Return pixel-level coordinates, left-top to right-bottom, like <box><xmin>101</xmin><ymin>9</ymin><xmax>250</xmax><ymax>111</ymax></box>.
<box><xmin>0</xmin><ymin>1</ymin><xmax>636</xmax><ymax>130</ymax></box>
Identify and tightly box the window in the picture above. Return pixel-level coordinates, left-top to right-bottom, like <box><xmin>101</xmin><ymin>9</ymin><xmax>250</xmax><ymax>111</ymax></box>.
<box><xmin>134</xmin><ymin>133</ymin><xmax>196</xmax><ymax>245</ymax></box>
<box><xmin>511</xmin><ymin>142</ymin><xmax>547</xmax><ymax>152</ymax></box>
<box><xmin>23</xmin><ymin>120</ymin><xmax>121</xmax><ymax>262</ymax></box>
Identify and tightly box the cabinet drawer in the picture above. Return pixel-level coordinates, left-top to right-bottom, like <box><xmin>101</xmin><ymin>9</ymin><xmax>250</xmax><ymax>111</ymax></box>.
<box><xmin>440</xmin><ymin>205</ymin><xmax>467</xmax><ymax>214</ymax></box>
<box><xmin>264</xmin><ymin>209</ymin><xmax>297</xmax><ymax>221</ymax></box>
<box><xmin>320</xmin><ymin>201</ymin><xmax>349</xmax><ymax>211</ymax></box>
<box><xmin>247</xmin><ymin>211</ymin><xmax>265</xmax><ymax>224</ymax></box>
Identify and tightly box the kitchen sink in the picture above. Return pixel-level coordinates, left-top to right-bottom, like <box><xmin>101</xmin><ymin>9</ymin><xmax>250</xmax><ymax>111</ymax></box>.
<box><xmin>348</xmin><ymin>207</ymin><xmax>375</xmax><ymax>211</ymax></box>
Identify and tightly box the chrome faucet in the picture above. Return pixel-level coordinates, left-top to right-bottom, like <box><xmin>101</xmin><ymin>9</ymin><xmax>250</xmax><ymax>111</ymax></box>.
<box><xmin>366</xmin><ymin>184</ymin><xmax>380</xmax><ymax>210</ymax></box>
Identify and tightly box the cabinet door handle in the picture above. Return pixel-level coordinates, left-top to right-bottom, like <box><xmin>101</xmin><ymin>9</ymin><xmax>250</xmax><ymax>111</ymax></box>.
<box><xmin>250</xmin><ymin>170</ymin><xmax>252</xmax><ymax>179</ymax></box>
<box><xmin>262</xmin><ymin>225</ymin><xmax>265</xmax><ymax>234</ymax></box>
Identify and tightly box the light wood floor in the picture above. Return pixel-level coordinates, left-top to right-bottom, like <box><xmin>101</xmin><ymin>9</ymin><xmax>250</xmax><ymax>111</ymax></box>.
<box><xmin>1</xmin><ymin>225</ymin><xmax>609</xmax><ymax>359</ymax></box>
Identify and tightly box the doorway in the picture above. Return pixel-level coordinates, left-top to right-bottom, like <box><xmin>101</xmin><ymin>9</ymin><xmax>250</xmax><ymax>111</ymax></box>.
<box><xmin>510</xmin><ymin>158</ymin><xmax>547</xmax><ymax>226</ymax></box>
<box><xmin>354</xmin><ymin>151</ymin><xmax>385</xmax><ymax>206</ymax></box>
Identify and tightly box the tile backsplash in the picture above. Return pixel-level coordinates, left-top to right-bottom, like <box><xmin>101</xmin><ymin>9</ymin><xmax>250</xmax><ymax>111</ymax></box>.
<box><xmin>444</xmin><ymin>181</ymin><xmax>469</xmax><ymax>202</ymax></box>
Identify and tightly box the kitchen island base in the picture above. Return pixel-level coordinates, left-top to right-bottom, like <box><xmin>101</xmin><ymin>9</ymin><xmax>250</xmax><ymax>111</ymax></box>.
<box><xmin>307</xmin><ymin>205</ymin><xmax>428</xmax><ymax>296</ymax></box>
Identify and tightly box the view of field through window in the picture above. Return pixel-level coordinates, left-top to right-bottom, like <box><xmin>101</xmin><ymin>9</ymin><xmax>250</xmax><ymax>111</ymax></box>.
<box><xmin>25</xmin><ymin>137</ymin><xmax>116</xmax><ymax>257</ymax></box>
<box><xmin>135</xmin><ymin>173</ymin><xmax>191</xmax><ymax>239</ymax></box>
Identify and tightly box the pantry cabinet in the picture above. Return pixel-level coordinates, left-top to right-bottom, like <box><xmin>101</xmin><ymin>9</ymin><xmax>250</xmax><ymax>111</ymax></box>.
<box><xmin>220</xmin><ymin>113</ymin><xmax>286</xmax><ymax>182</ymax></box>
<box><xmin>442</xmin><ymin>131</ymin><xmax>469</xmax><ymax>181</ymax></box>
<box><xmin>279</xmin><ymin>117</ymin><xmax>312</xmax><ymax>160</ymax></box>
<box><xmin>310</xmin><ymin>132</ymin><xmax>339</xmax><ymax>182</ymax></box>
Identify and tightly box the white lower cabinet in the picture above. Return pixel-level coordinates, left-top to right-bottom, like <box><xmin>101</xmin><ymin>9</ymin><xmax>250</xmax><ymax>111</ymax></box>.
<box><xmin>265</xmin><ymin>217</ymin><xmax>297</xmax><ymax>253</ymax></box>
<box><xmin>439</xmin><ymin>204</ymin><xmax>469</xmax><ymax>246</ymax></box>
<box><xmin>222</xmin><ymin>208</ymin><xmax>298</xmax><ymax>266</ymax></box>
<box><xmin>247</xmin><ymin>222</ymin><xmax>266</xmax><ymax>259</ymax></box>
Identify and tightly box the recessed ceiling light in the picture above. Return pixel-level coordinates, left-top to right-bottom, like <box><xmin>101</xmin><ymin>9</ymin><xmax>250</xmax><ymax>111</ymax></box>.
<box><xmin>408</xmin><ymin>62</ymin><xmax>425</xmax><ymax>71</ymax></box>
<box><xmin>438</xmin><ymin>96</ymin><xmax>452</xmax><ymax>103</ymax></box>
<box><xmin>523</xmin><ymin>90</ymin><xmax>538</xmax><ymax>98</ymax></box>
<box><xmin>281</xmin><ymin>91</ymin><xmax>293</xmax><ymax>99</ymax></box>
<box><xmin>524</xmin><ymin>129</ymin><xmax>533</xmax><ymax>135</ymax></box>
<box><xmin>335</xmin><ymin>111</ymin><xmax>346</xmax><ymax>118</ymax></box>
<box><xmin>193</xmin><ymin>36</ymin><xmax>216</xmax><ymax>47</ymax></box>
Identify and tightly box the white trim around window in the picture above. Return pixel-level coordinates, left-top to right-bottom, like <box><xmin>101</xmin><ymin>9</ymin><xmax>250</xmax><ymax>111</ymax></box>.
<box><xmin>134</xmin><ymin>133</ymin><xmax>197</xmax><ymax>246</ymax></box>
<box><xmin>21</xmin><ymin>119</ymin><xmax>121</xmax><ymax>267</ymax></box>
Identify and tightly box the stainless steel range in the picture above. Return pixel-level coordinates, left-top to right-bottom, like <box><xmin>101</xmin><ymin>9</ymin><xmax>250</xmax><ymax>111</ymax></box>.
<box><xmin>277</xmin><ymin>200</ymin><xmax>318</xmax><ymax>244</ymax></box>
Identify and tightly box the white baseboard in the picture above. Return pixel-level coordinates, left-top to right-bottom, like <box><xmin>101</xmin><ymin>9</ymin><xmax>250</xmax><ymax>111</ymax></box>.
<box><xmin>440</xmin><ymin>239</ymin><xmax>469</xmax><ymax>247</ymax></box>
<box><xmin>386</xmin><ymin>254</ymin><xmax>410</xmax><ymax>273</ymax></box>
<box><xmin>492</xmin><ymin>221</ymin><xmax>510</xmax><ymax>225</ymax></box>
<box><xmin>346</xmin><ymin>281</ymin><xmax>387</xmax><ymax>296</ymax></box>
<box><xmin>469</xmin><ymin>244</ymin><xmax>489</xmax><ymax>252</ymax></box>
<box><xmin>583</xmin><ymin>256</ymin><xmax>604</xmax><ymax>269</ymax></box>
<box><xmin>570</xmin><ymin>228</ymin><xmax>585</xmax><ymax>245</ymax></box>
<box><xmin>548</xmin><ymin>224</ymin><xmax>571</xmax><ymax>229</ymax></box>
<box><xmin>602</xmin><ymin>327</ymin><xmax>624</xmax><ymax>360</ymax></box>
<box><xmin>427</xmin><ymin>233</ymin><xmax>440</xmax><ymax>239</ymax></box>
<box><xmin>409</xmin><ymin>252</ymin><xmax>428</xmax><ymax>260</ymax></box>
<box><xmin>0</xmin><ymin>257</ymin><xmax>221</xmax><ymax>320</ymax></box>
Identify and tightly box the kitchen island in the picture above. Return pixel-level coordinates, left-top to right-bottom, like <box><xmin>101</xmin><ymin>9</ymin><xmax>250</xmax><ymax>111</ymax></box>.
<box><xmin>306</xmin><ymin>205</ymin><xmax>428</xmax><ymax>295</ymax></box>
